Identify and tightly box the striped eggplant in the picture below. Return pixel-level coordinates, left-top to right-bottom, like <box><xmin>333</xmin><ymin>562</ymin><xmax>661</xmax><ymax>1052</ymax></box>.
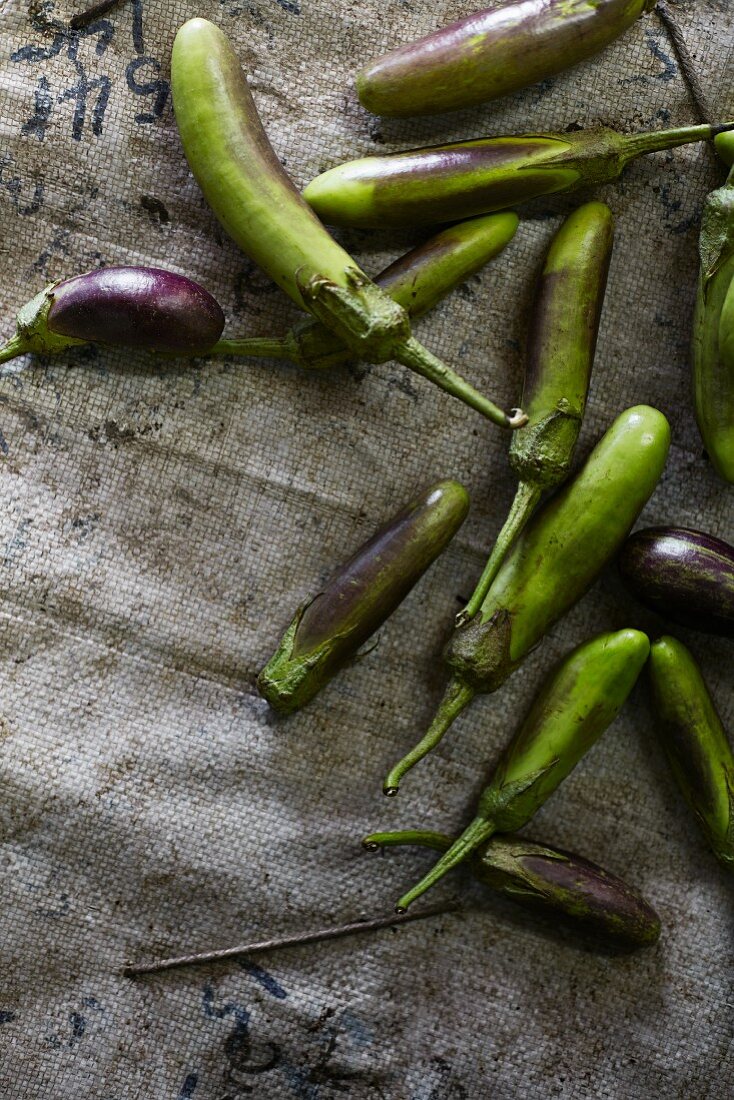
<box><xmin>258</xmin><ymin>480</ymin><xmax>470</xmax><ymax>714</ymax></box>
<box><xmin>458</xmin><ymin>201</ymin><xmax>614</xmax><ymax>625</ymax></box>
<box><xmin>618</xmin><ymin>527</ymin><xmax>734</xmax><ymax>636</ymax></box>
<box><xmin>357</xmin><ymin>0</ymin><xmax>656</xmax><ymax>118</ymax></box>
<box><xmin>304</xmin><ymin>122</ymin><xmax>733</xmax><ymax>229</ymax></box>
<box><xmin>0</xmin><ymin>267</ymin><xmax>225</xmax><ymax>363</ymax></box>
<box><xmin>364</xmin><ymin>830</ymin><xmax>661</xmax><ymax>946</ymax></box>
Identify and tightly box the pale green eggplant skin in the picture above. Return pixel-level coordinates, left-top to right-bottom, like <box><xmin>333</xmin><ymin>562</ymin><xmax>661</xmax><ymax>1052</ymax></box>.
<box><xmin>171</xmin><ymin>20</ymin><xmax>521</xmax><ymax>428</ymax></box>
<box><xmin>458</xmin><ymin>201</ymin><xmax>614</xmax><ymax>624</ymax></box>
<box><xmin>692</xmin><ymin>132</ymin><xmax>734</xmax><ymax>482</ymax></box>
<box><xmin>304</xmin><ymin>123</ymin><xmax>731</xmax><ymax>229</ymax></box>
<box><xmin>386</xmin><ymin>629</ymin><xmax>649</xmax><ymax>910</ymax></box>
<box><xmin>357</xmin><ymin>0</ymin><xmax>656</xmax><ymax>119</ymax></box>
<box><xmin>213</xmin><ymin>212</ymin><xmax>519</xmax><ymax>370</ymax></box>
<box><xmin>257</xmin><ymin>480</ymin><xmax>470</xmax><ymax>715</ymax></box>
<box><xmin>648</xmin><ymin>637</ymin><xmax>734</xmax><ymax>871</ymax></box>
<box><xmin>383</xmin><ymin>405</ymin><xmax>670</xmax><ymax>794</ymax></box>
<box><xmin>363</xmin><ymin>829</ymin><xmax>660</xmax><ymax>946</ymax></box>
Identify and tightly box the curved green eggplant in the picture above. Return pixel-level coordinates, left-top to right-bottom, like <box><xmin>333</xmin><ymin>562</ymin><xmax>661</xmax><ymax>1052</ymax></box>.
<box><xmin>648</xmin><ymin>637</ymin><xmax>734</xmax><ymax>870</ymax></box>
<box><xmin>213</xmin><ymin>212</ymin><xmax>519</xmax><ymax>370</ymax></box>
<box><xmin>378</xmin><ymin>629</ymin><xmax>649</xmax><ymax>910</ymax></box>
<box><xmin>304</xmin><ymin>123</ymin><xmax>732</xmax><ymax>229</ymax></box>
<box><xmin>363</xmin><ymin>828</ymin><xmax>660</xmax><ymax>946</ymax></box>
<box><xmin>384</xmin><ymin>405</ymin><xmax>670</xmax><ymax>793</ymax></box>
<box><xmin>171</xmin><ymin>19</ymin><xmax>522</xmax><ymax>427</ymax></box>
<box><xmin>258</xmin><ymin>480</ymin><xmax>470</xmax><ymax>714</ymax></box>
<box><xmin>458</xmin><ymin>201</ymin><xmax>614</xmax><ymax>625</ymax></box>
<box><xmin>692</xmin><ymin>130</ymin><xmax>734</xmax><ymax>481</ymax></box>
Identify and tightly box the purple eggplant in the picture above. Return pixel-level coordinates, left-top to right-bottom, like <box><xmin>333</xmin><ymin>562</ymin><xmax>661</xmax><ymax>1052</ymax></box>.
<box><xmin>0</xmin><ymin>267</ymin><xmax>225</xmax><ymax>364</ymax></box>
<box><xmin>619</xmin><ymin>527</ymin><xmax>734</xmax><ymax>636</ymax></box>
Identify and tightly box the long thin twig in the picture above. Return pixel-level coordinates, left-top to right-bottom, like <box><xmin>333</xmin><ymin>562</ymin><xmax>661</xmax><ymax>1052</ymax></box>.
<box><xmin>122</xmin><ymin>901</ymin><xmax>461</xmax><ymax>977</ymax></box>
<box><xmin>70</xmin><ymin>0</ymin><xmax>124</xmax><ymax>29</ymax></box>
<box><xmin>656</xmin><ymin>1</ymin><xmax>711</xmax><ymax>125</ymax></box>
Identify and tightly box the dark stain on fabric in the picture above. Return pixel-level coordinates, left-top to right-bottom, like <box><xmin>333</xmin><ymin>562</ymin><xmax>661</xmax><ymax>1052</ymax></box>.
<box><xmin>176</xmin><ymin>1071</ymin><xmax>199</xmax><ymax>1099</ymax></box>
<box><xmin>0</xmin><ymin>429</ymin><xmax>9</xmax><ymax>456</ymax></box>
<box><xmin>0</xmin><ymin>1012</ymin><xmax>16</xmax><ymax>1025</ymax></box>
<box><xmin>140</xmin><ymin>195</ymin><xmax>170</xmax><ymax>225</ymax></box>
<box><xmin>201</xmin><ymin>984</ymin><xmax>281</xmax><ymax>1088</ymax></box>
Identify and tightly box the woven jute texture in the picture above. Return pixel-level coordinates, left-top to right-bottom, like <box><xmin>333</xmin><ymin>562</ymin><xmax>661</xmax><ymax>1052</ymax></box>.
<box><xmin>0</xmin><ymin>1</ymin><xmax>732</xmax><ymax>1096</ymax></box>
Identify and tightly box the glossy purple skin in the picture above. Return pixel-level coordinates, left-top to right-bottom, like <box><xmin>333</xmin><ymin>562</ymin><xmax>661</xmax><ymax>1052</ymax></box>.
<box><xmin>619</xmin><ymin>526</ymin><xmax>734</xmax><ymax>636</ymax></box>
<box><xmin>47</xmin><ymin>266</ymin><xmax>225</xmax><ymax>353</ymax></box>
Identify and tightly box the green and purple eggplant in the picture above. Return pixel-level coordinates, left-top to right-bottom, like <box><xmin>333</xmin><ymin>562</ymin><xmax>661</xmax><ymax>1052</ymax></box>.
<box><xmin>692</xmin><ymin>131</ymin><xmax>734</xmax><ymax>482</ymax></box>
<box><xmin>648</xmin><ymin>637</ymin><xmax>734</xmax><ymax>871</ymax></box>
<box><xmin>618</xmin><ymin>526</ymin><xmax>734</xmax><ymax>637</ymax></box>
<box><xmin>357</xmin><ymin>0</ymin><xmax>656</xmax><ymax>119</ymax></box>
<box><xmin>0</xmin><ymin>267</ymin><xmax>225</xmax><ymax>364</ymax></box>
<box><xmin>385</xmin><ymin>405</ymin><xmax>670</xmax><ymax>793</ymax></box>
<box><xmin>375</xmin><ymin>628</ymin><xmax>649</xmax><ymax>910</ymax></box>
<box><xmin>258</xmin><ymin>480</ymin><xmax>470</xmax><ymax>714</ymax></box>
<box><xmin>304</xmin><ymin>121</ymin><xmax>734</xmax><ymax>229</ymax></box>
<box><xmin>364</xmin><ymin>829</ymin><xmax>660</xmax><ymax>946</ymax></box>
<box><xmin>214</xmin><ymin>212</ymin><xmax>519</xmax><ymax>369</ymax></box>
<box><xmin>171</xmin><ymin>19</ymin><xmax>524</xmax><ymax>428</ymax></box>
<box><xmin>458</xmin><ymin>201</ymin><xmax>614</xmax><ymax>625</ymax></box>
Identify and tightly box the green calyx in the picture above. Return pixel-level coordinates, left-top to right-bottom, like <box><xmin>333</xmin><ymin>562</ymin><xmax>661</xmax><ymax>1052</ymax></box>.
<box><xmin>509</xmin><ymin>402</ymin><xmax>583</xmax><ymax>485</ymax></box>
<box><xmin>0</xmin><ymin>283</ymin><xmax>86</xmax><ymax>364</ymax></box>
<box><xmin>256</xmin><ymin>600</ymin><xmax>352</xmax><ymax>715</ymax></box>
<box><xmin>445</xmin><ymin>607</ymin><xmax>519</xmax><ymax>692</ymax></box>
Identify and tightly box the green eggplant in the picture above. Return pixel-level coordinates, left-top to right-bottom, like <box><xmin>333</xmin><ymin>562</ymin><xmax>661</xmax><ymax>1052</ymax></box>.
<box><xmin>303</xmin><ymin>122</ymin><xmax>733</xmax><ymax>229</ymax></box>
<box><xmin>170</xmin><ymin>19</ymin><xmax>523</xmax><ymax>428</ymax></box>
<box><xmin>384</xmin><ymin>405</ymin><xmax>670</xmax><ymax>794</ymax></box>
<box><xmin>692</xmin><ymin>130</ymin><xmax>734</xmax><ymax>482</ymax></box>
<box><xmin>458</xmin><ymin>201</ymin><xmax>614</xmax><ymax>625</ymax></box>
<box><xmin>648</xmin><ymin>637</ymin><xmax>734</xmax><ymax>871</ymax></box>
<box><xmin>364</xmin><ymin>829</ymin><xmax>660</xmax><ymax>947</ymax></box>
<box><xmin>376</xmin><ymin>629</ymin><xmax>649</xmax><ymax>910</ymax></box>
<box><xmin>258</xmin><ymin>480</ymin><xmax>470</xmax><ymax>714</ymax></box>
<box><xmin>213</xmin><ymin>212</ymin><xmax>519</xmax><ymax>370</ymax></box>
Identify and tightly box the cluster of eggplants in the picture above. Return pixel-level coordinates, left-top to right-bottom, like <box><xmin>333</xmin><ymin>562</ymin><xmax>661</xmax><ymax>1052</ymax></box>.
<box><xmin>375</xmin><ymin>628</ymin><xmax>651</xmax><ymax>911</ymax></box>
<box><xmin>383</xmin><ymin>405</ymin><xmax>670</xmax><ymax>794</ymax></box>
<box><xmin>619</xmin><ymin>527</ymin><xmax>734</xmax><ymax>637</ymax></box>
<box><xmin>304</xmin><ymin>123</ymin><xmax>733</xmax><ymax>229</ymax></box>
<box><xmin>0</xmin><ymin>267</ymin><xmax>225</xmax><ymax>363</ymax></box>
<box><xmin>169</xmin><ymin>19</ymin><xmax>524</xmax><ymax>430</ymax></box>
<box><xmin>357</xmin><ymin>0</ymin><xmax>657</xmax><ymax>118</ymax></box>
<box><xmin>693</xmin><ymin>131</ymin><xmax>734</xmax><ymax>482</ymax></box>
<box><xmin>364</xmin><ymin>830</ymin><xmax>660</xmax><ymax>948</ymax></box>
<box><xmin>215</xmin><ymin>212</ymin><xmax>519</xmax><ymax>369</ymax></box>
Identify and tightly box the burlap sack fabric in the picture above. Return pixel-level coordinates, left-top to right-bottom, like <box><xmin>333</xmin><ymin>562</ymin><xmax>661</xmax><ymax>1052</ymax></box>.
<box><xmin>0</xmin><ymin>0</ymin><xmax>732</xmax><ymax>1096</ymax></box>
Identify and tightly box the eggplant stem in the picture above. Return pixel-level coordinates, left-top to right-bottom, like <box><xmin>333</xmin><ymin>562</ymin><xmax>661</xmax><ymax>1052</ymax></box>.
<box><xmin>383</xmin><ymin>678</ymin><xmax>475</xmax><ymax>795</ymax></box>
<box><xmin>0</xmin><ymin>335</ymin><xmax>27</xmax><ymax>366</ymax></box>
<box><xmin>457</xmin><ymin>480</ymin><xmax>542</xmax><ymax>627</ymax></box>
<box><xmin>394</xmin><ymin>335</ymin><xmax>522</xmax><ymax>428</ymax></box>
<box><xmin>395</xmin><ymin>816</ymin><xmax>495</xmax><ymax>912</ymax></box>
<box><xmin>363</xmin><ymin>830</ymin><xmax>453</xmax><ymax>853</ymax></box>
<box><xmin>620</xmin><ymin>122</ymin><xmax>728</xmax><ymax>162</ymax></box>
<box><xmin>210</xmin><ymin>336</ymin><xmax>293</xmax><ymax>360</ymax></box>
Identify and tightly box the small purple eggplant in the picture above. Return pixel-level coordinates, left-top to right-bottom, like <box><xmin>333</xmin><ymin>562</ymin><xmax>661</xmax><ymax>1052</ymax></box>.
<box><xmin>619</xmin><ymin>527</ymin><xmax>734</xmax><ymax>636</ymax></box>
<box><xmin>0</xmin><ymin>267</ymin><xmax>225</xmax><ymax>364</ymax></box>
